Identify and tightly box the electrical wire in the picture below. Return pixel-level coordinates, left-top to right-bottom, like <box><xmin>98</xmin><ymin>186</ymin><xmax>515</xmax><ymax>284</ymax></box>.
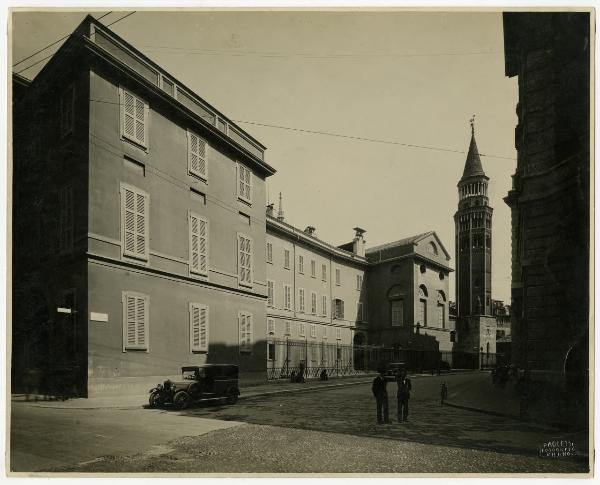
<box><xmin>15</xmin><ymin>12</ymin><xmax>136</xmax><ymax>76</ymax></box>
<box><xmin>12</xmin><ymin>11</ymin><xmax>113</xmax><ymax>67</ymax></box>
<box><xmin>88</xmin><ymin>98</ymin><xmax>514</xmax><ymax>161</ymax></box>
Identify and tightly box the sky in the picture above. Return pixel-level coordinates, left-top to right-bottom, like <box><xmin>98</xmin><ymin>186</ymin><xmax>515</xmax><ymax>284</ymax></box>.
<box><xmin>11</xmin><ymin>10</ymin><xmax>518</xmax><ymax>303</ymax></box>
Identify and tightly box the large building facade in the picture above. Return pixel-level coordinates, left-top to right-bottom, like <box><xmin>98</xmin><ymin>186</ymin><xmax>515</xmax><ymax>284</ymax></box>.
<box><xmin>503</xmin><ymin>13</ymin><xmax>590</xmax><ymax>407</ymax></box>
<box><xmin>13</xmin><ymin>16</ymin><xmax>276</xmax><ymax>396</ymax></box>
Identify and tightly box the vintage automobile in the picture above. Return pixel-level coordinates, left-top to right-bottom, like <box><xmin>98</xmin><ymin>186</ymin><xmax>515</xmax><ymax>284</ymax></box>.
<box><xmin>149</xmin><ymin>364</ymin><xmax>240</xmax><ymax>410</ymax></box>
<box><xmin>384</xmin><ymin>362</ymin><xmax>407</xmax><ymax>382</ymax></box>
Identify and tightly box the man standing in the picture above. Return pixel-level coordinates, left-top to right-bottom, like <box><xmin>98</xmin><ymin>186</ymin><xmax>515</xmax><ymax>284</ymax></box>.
<box><xmin>372</xmin><ymin>369</ymin><xmax>390</xmax><ymax>424</ymax></box>
<box><xmin>397</xmin><ymin>369</ymin><xmax>412</xmax><ymax>422</ymax></box>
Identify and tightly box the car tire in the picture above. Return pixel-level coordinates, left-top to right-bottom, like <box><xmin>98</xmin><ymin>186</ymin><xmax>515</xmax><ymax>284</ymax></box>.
<box><xmin>173</xmin><ymin>390</ymin><xmax>191</xmax><ymax>410</ymax></box>
<box><xmin>226</xmin><ymin>387</ymin><xmax>239</xmax><ymax>404</ymax></box>
<box><xmin>149</xmin><ymin>391</ymin><xmax>162</xmax><ymax>408</ymax></box>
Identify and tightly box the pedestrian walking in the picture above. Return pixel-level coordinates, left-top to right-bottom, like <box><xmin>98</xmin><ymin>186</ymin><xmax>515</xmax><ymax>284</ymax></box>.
<box><xmin>372</xmin><ymin>369</ymin><xmax>390</xmax><ymax>424</ymax></box>
<box><xmin>440</xmin><ymin>381</ymin><xmax>448</xmax><ymax>404</ymax></box>
<box><xmin>396</xmin><ymin>369</ymin><xmax>412</xmax><ymax>422</ymax></box>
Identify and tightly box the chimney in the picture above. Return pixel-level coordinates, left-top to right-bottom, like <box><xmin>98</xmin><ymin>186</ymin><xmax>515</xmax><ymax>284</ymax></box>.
<box><xmin>304</xmin><ymin>226</ymin><xmax>316</xmax><ymax>237</ymax></box>
<box><xmin>277</xmin><ymin>192</ymin><xmax>285</xmax><ymax>222</ymax></box>
<box><xmin>352</xmin><ymin>227</ymin><xmax>366</xmax><ymax>257</ymax></box>
<box><xmin>266</xmin><ymin>203</ymin><xmax>275</xmax><ymax>217</ymax></box>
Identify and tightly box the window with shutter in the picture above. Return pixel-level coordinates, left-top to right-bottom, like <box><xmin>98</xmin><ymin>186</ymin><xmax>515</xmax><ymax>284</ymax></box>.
<box><xmin>284</xmin><ymin>285</ymin><xmax>291</xmax><ymax>310</ymax></box>
<box><xmin>284</xmin><ymin>249</ymin><xmax>290</xmax><ymax>269</ymax></box>
<box><xmin>121</xmin><ymin>184</ymin><xmax>149</xmax><ymax>261</ymax></box>
<box><xmin>298</xmin><ymin>255</ymin><xmax>304</xmax><ymax>274</ymax></box>
<box><xmin>237</xmin><ymin>163</ymin><xmax>252</xmax><ymax>204</ymax></box>
<box><xmin>120</xmin><ymin>88</ymin><xmax>148</xmax><ymax>148</ymax></box>
<box><xmin>299</xmin><ymin>323</ymin><xmax>305</xmax><ymax>336</ymax></box>
<box><xmin>60</xmin><ymin>85</ymin><xmax>74</xmax><ymax>137</ymax></box>
<box><xmin>322</xmin><ymin>295</ymin><xmax>327</xmax><ymax>316</ymax></box>
<box><xmin>311</xmin><ymin>292</ymin><xmax>317</xmax><ymax>314</ymax></box>
<box><xmin>123</xmin><ymin>291</ymin><xmax>149</xmax><ymax>351</ymax></box>
<box><xmin>285</xmin><ymin>321</ymin><xmax>291</xmax><ymax>335</ymax></box>
<box><xmin>237</xmin><ymin>233</ymin><xmax>253</xmax><ymax>286</ymax></box>
<box><xmin>311</xmin><ymin>260</ymin><xmax>316</xmax><ymax>278</ymax></box>
<box><xmin>298</xmin><ymin>288</ymin><xmax>305</xmax><ymax>313</ymax></box>
<box><xmin>336</xmin><ymin>327</ymin><xmax>342</xmax><ymax>340</ymax></box>
<box><xmin>58</xmin><ymin>184</ymin><xmax>74</xmax><ymax>255</ymax></box>
<box><xmin>189</xmin><ymin>212</ymin><xmax>208</xmax><ymax>275</ymax></box>
<box><xmin>267</xmin><ymin>318</ymin><xmax>275</xmax><ymax>335</ymax></box>
<box><xmin>310</xmin><ymin>324</ymin><xmax>316</xmax><ymax>338</ymax></box>
<box><xmin>335</xmin><ymin>268</ymin><xmax>341</xmax><ymax>286</ymax></box>
<box><xmin>322</xmin><ymin>264</ymin><xmax>327</xmax><ymax>282</ymax></box>
<box><xmin>187</xmin><ymin>130</ymin><xmax>207</xmax><ymax>180</ymax></box>
<box><xmin>267</xmin><ymin>280</ymin><xmax>274</xmax><ymax>306</ymax></box>
<box><xmin>239</xmin><ymin>312</ymin><xmax>253</xmax><ymax>354</ymax></box>
<box><xmin>189</xmin><ymin>303</ymin><xmax>208</xmax><ymax>352</ymax></box>
<box><xmin>266</xmin><ymin>242</ymin><xmax>273</xmax><ymax>263</ymax></box>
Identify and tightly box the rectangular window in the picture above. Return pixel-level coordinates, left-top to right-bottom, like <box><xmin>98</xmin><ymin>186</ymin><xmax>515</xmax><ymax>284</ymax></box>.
<box><xmin>336</xmin><ymin>327</ymin><xmax>342</xmax><ymax>341</ymax></box>
<box><xmin>284</xmin><ymin>285</ymin><xmax>292</xmax><ymax>310</ymax></box>
<box><xmin>284</xmin><ymin>249</ymin><xmax>290</xmax><ymax>269</ymax></box>
<box><xmin>356</xmin><ymin>302</ymin><xmax>363</xmax><ymax>321</ymax></box>
<box><xmin>310</xmin><ymin>324</ymin><xmax>316</xmax><ymax>338</ymax></box>
<box><xmin>438</xmin><ymin>304</ymin><xmax>445</xmax><ymax>328</ymax></box>
<box><xmin>391</xmin><ymin>300</ymin><xmax>404</xmax><ymax>327</ymax></box>
<box><xmin>239</xmin><ymin>312</ymin><xmax>253</xmax><ymax>354</ymax></box>
<box><xmin>120</xmin><ymin>87</ymin><xmax>148</xmax><ymax>148</ymax></box>
<box><xmin>266</xmin><ymin>242</ymin><xmax>273</xmax><ymax>263</ymax></box>
<box><xmin>298</xmin><ymin>255</ymin><xmax>304</xmax><ymax>274</ymax></box>
<box><xmin>298</xmin><ymin>288</ymin><xmax>305</xmax><ymax>313</ymax></box>
<box><xmin>285</xmin><ymin>321</ymin><xmax>291</xmax><ymax>335</ymax></box>
<box><xmin>189</xmin><ymin>212</ymin><xmax>208</xmax><ymax>275</ymax></box>
<box><xmin>189</xmin><ymin>302</ymin><xmax>208</xmax><ymax>353</ymax></box>
<box><xmin>356</xmin><ymin>274</ymin><xmax>363</xmax><ymax>291</ymax></box>
<box><xmin>60</xmin><ymin>85</ymin><xmax>74</xmax><ymax>137</ymax></box>
<box><xmin>322</xmin><ymin>295</ymin><xmax>327</xmax><ymax>316</ymax></box>
<box><xmin>123</xmin><ymin>291</ymin><xmax>149</xmax><ymax>351</ymax></box>
<box><xmin>335</xmin><ymin>268</ymin><xmax>341</xmax><ymax>286</ymax></box>
<box><xmin>299</xmin><ymin>322</ymin><xmax>305</xmax><ymax>337</ymax></box>
<box><xmin>322</xmin><ymin>264</ymin><xmax>327</xmax><ymax>282</ymax></box>
<box><xmin>187</xmin><ymin>130</ymin><xmax>207</xmax><ymax>180</ymax></box>
<box><xmin>237</xmin><ymin>163</ymin><xmax>252</xmax><ymax>204</ymax></box>
<box><xmin>121</xmin><ymin>183</ymin><xmax>149</xmax><ymax>261</ymax></box>
<box><xmin>333</xmin><ymin>299</ymin><xmax>344</xmax><ymax>319</ymax></box>
<box><xmin>267</xmin><ymin>280</ymin><xmax>274</xmax><ymax>306</ymax></box>
<box><xmin>323</xmin><ymin>326</ymin><xmax>328</xmax><ymax>339</ymax></box>
<box><xmin>267</xmin><ymin>342</ymin><xmax>275</xmax><ymax>361</ymax></box>
<box><xmin>58</xmin><ymin>184</ymin><xmax>74</xmax><ymax>255</ymax></box>
<box><xmin>311</xmin><ymin>260</ymin><xmax>316</xmax><ymax>278</ymax></box>
<box><xmin>237</xmin><ymin>233</ymin><xmax>253</xmax><ymax>286</ymax></box>
<box><xmin>311</xmin><ymin>292</ymin><xmax>317</xmax><ymax>315</ymax></box>
<box><xmin>418</xmin><ymin>299</ymin><xmax>427</xmax><ymax>327</ymax></box>
<box><xmin>267</xmin><ymin>318</ymin><xmax>275</xmax><ymax>335</ymax></box>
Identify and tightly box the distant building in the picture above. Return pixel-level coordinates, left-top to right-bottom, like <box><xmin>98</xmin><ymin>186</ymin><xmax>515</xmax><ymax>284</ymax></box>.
<box><xmin>453</xmin><ymin>122</ymin><xmax>496</xmax><ymax>366</ymax></box>
<box><xmin>503</xmin><ymin>13</ymin><xmax>590</xmax><ymax>401</ymax></box>
<box><xmin>365</xmin><ymin>232</ymin><xmax>454</xmax><ymax>364</ymax></box>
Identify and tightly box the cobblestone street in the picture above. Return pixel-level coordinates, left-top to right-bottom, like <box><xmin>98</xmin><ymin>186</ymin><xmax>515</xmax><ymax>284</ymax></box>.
<box><xmin>41</xmin><ymin>372</ymin><xmax>589</xmax><ymax>474</ymax></box>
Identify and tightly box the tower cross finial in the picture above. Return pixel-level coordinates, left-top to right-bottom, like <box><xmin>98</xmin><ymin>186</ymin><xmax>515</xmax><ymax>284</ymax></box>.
<box><xmin>470</xmin><ymin>114</ymin><xmax>476</xmax><ymax>135</ymax></box>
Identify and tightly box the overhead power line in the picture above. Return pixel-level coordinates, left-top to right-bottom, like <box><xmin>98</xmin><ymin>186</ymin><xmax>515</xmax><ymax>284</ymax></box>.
<box><xmin>87</xmin><ymin>98</ymin><xmax>515</xmax><ymax>161</ymax></box>
<box><xmin>231</xmin><ymin>119</ymin><xmax>516</xmax><ymax>161</ymax></box>
<box><xmin>12</xmin><ymin>11</ymin><xmax>112</xmax><ymax>67</ymax></box>
<box><xmin>15</xmin><ymin>11</ymin><xmax>136</xmax><ymax>76</ymax></box>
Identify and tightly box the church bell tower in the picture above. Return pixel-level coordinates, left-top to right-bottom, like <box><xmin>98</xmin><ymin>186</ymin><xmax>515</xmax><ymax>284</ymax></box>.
<box><xmin>454</xmin><ymin>118</ymin><xmax>493</xmax><ymax>317</ymax></box>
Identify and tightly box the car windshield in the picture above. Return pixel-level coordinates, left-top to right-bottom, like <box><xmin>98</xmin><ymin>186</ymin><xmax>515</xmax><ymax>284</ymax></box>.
<box><xmin>182</xmin><ymin>369</ymin><xmax>204</xmax><ymax>380</ymax></box>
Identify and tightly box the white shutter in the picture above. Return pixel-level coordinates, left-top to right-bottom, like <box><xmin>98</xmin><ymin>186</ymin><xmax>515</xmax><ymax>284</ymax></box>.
<box><xmin>189</xmin><ymin>213</ymin><xmax>208</xmax><ymax>275</ymax></box>
<box><xmin>121</xmin><ymin>88</ymin><xmax>148</xmax><ymax>148</ymax></box>
<box><xmin>124</xmin><ymin>292</ymin><xmax>148</xmax><ymax>350</ymax></box>
<box><xmin>238</xmin><ymin>234</ymin><xmax>252</xmax><ymax>285</ymax></box>
<box><xmin>188</xmin><ymin>131</ymin><xmax>207</xmax><ymax>179</ymax></box>
<box><xmin>239</xmin><ymin>312</ymin><xmax>252</xmax><ymax>353</ymax></box>
<box><xmin>190</xmin><ymin>303</ymin><xmax>208</xmax><ymax>352</ymax></box>
<box><xmin>122</xmin><ymin>185</ymin><xmax>149</xmax><ymax>261</ymax></box>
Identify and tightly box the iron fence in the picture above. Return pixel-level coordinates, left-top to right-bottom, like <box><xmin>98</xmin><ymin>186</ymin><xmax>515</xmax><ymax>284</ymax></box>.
<box><xmin>266</xmin><ymin>338</ymin><xmax>502</xmax><ymax>380</ymax></box>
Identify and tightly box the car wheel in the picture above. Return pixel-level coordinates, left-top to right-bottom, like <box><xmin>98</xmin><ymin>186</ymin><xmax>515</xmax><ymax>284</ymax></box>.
<box><xmin>173</xmin><ymin>390</ymin><xmax>190</xmax><ymax>410</ymax></box>
<box><xmin>226</xmin><ymin>387</ymin><xmax>239</xmax><ymax>404</ymax></box>
<box><xmin>149</xmin><ymin>391</ymin><xmax>163</xmax><ymax>408</ymax></box>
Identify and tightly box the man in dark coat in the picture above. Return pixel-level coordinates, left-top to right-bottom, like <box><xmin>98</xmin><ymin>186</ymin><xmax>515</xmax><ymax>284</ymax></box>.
<box><xmin>372</xmin><ymin>369</ymin><xmax>390</xmax><ymax>424</ymax></box>
<box><xmin>397</xmin><ymin>369</ymin><xmax>412</xmax><ymax>422</ymax></box>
